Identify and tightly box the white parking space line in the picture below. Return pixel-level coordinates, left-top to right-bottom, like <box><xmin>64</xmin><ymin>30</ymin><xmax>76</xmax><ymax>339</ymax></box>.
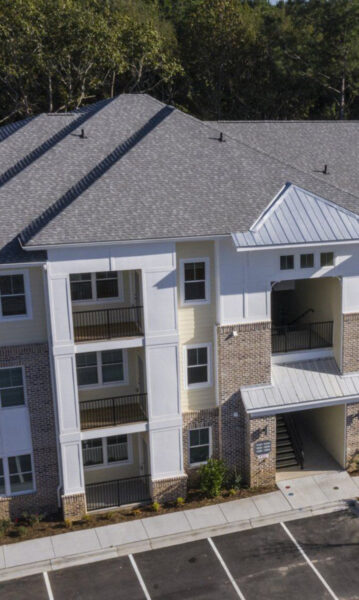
<box><xmin>43</xmin><ymin>571</ymin><xmax>55</xmax><ymax>600</ymax></box>
<box><xmin>208</xmin><ymin>537</ymin><xmax>246</xmax><ymax>600</ymax></box>
<box><xmin>280</xmin><ymin>522</ymin><xmax>339</xmax><ymax>600</ymax></box>
<box><xmin>129</xmin><ymin>554</ymin><xmax>152</xmax><ymax>600</ymax></box>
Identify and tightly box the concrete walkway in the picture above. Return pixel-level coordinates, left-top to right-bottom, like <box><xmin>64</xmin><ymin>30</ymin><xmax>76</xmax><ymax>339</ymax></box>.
<box><xmin>0</xmin><ymin>471</ymin><xmax>358</xmax><ymax>582</ymax></box>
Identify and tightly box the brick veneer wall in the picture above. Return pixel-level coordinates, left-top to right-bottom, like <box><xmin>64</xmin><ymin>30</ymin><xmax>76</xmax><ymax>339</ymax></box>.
<box><xmin>0</xmin><ymin>343</ymin><xmax>59</xmax><ymax>518</ymax></box>
<box><xmin>151</xmin><ymin>475</ymin><xmax>188</xmax><ymax>503</ymax></box>
<box><xmin>342</xmin><ymin>313</ymin><xmax>359</xmax><ymax>373</ymax></box>
<box><xmin>182</xmin><ymin>408</ymin><xmax>219</xmax><ymax>487</ymax></box>
<box><xmin>216</xmin><ymin>322</ymin><xmax>273</xmax><ymax>486</ymax></box>
<box><xmin>346</xmin><ymin>402</ymin><xmax>359</xmax><ymax>468</ymax></box>
<box><xmin>62</xmin><ymin>493</ymin><xmax>87</xmax><ymax>520</ymax></box>
<box><xmin>246</xmin><ymin>414</ymin><xmax>276</xmax><ymax>488</ymax></box>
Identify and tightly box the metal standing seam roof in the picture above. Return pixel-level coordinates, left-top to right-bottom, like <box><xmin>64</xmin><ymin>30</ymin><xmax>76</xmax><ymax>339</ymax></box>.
<box><xmin>240</xmin><ymin>358</ymin><xmax>359</xmax><ymax>415</ymax></box>
<box><xmin>232</xmin><ymin>184</ymin><xmax>359</xmax><ymax>249</ymax></box>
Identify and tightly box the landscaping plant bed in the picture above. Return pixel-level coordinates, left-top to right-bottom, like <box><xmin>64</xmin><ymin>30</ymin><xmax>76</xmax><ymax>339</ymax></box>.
<box><xmin>0</xmin><ymin>484</ymin><xmax>276</xmax><ymax>546</ymax></box>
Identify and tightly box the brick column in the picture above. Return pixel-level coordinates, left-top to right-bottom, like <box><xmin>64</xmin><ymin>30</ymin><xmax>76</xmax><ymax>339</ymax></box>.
<box><xmin>62</xmin><ymin>493</ymin><xmax>87</xmax><ymax>520</ymax></box>
<box><xmin>342</xmin><ymin>314</ymin><xmax>359</xmax><ymax>373</ymax></box>
<box><xmin>216</xmin><ymin>322</ymin><xmax>272</xmax><ymax>486</ymax></box>
<box><xmin>151</xmin><ymin>475</ymin><xmax>188</xmax><ymax>503</ymax></box>
<box><xmin>246</xmin><ymin>414</ymin><xmax>276</xmax><ymax>488</ymax></box>
<box><xmin>346</xmin><ymin>402</ymin><xmax>359</xmax><ymax>469</ymax></box>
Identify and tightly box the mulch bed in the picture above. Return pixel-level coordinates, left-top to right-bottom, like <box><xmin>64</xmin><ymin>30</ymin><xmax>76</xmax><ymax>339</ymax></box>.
<box><xmin>0</xmin><ymin>485</ymin><xmax>276</xmax><ymax>546</ymax></box>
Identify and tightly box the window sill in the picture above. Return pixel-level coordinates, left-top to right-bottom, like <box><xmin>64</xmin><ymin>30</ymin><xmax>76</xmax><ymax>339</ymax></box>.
<box><xmin>186</xmin><ymin>382</ymin><xmax>212</xmax><ymax>391</ymax></box>
<box><xmin>181</xmin><ymin>299</ymin><xmax>210</xmax><ymax>307</ymax></box>
<box><xmin>0</xmin><ymin>314</ymin><xmax>31</xmax><ymax>322</ymax></box>
<box><xmin>78</xmin><ymin>380</ymin><xmax>128</xmax><ymax>391</ymax></box>
<box><xmin>84</xmin><ymin>459</ymin><xmax>132</xmax><ymax>470</ymax></box>
<box><xmin>72</xmin><ymin>297</ymin><xmax>124</xmax><ymax>306</ymax></box>
<box><xmin>0</xmin><ymin>489</ymin><xmax>36</xmax><ymax>498</ymax></box>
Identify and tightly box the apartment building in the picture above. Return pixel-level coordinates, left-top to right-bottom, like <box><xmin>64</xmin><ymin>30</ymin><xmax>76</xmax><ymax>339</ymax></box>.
<box><xmin>1</xmin><ymin>95</ymin><xmax>359</xmax><ymax>519</ymax></box>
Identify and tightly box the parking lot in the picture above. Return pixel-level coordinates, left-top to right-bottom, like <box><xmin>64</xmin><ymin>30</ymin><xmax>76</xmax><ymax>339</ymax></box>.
<box><xmin>1</xmin><ymin>509</ymin><xmax>358</xmax><ymax>599</ymax></box>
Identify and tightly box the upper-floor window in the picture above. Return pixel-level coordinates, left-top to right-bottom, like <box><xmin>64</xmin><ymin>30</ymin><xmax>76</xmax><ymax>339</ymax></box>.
<box><xmin>280</xmin><ymin>255</ymin><xmax>294</xmax><ymax>270</ymax></box>
<box><xmin>185</xmin><ymin>344</ymin><xmax>212</xmax><ymax>389</ymax></box>
<box><xmin>0</xmin><ymin>272</ymin><xmax>31</xmax><ymax>320</ymax></box>
<box><xmin>0</xmin><ymin>367</ymin><xmax>25</xmax><ymax>408</ymax></box>
<box><xmin>76</xmin><ymin>350</ymin><xmax>127</xmax><ymax>387</ymax></box>
<box><xmin>180</xmin><ymin>258</ymin><xmax>210</xmax><ymax>305</ymax></box>
<box><xmin>320</xmin><ymin>252</ymin><xmax>334</xmax><ymax>267</ymax></box>
<box><xmin>300</xmin><ymin>253</ymin><xmax>314</xmax><ymax>269</ymax></box>
<box><xmin>70</xmin><ymin>271</ymin><xmax>123</xmax><ymax>303</ymax></box>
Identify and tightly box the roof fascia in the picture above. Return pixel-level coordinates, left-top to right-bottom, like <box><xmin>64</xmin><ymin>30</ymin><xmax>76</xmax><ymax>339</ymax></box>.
<box><xmin>245</xmin><ymin>394</ymin><xmax>358</xmax><ymax>417</ymax></box>
<box><xmin>20</xmin><ymin>234</ymin><xmax>229</xmax><ymax>252</ymax></box>
<box><xmin>235</xmin><ymin>238</ymin><xmax>359</xmax><ymax>252</ymax></box>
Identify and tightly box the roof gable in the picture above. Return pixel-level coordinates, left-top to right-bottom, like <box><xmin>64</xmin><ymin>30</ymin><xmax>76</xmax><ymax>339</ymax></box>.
<box><xmin>232</xmin><ymin>184</ymin><xmax>359</xmax><ymax>249</ymax></box>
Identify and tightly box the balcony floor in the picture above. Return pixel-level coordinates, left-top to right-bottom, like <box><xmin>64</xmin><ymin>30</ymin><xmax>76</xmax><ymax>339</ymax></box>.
<box><xmin>74</xmin><ymin>320</ymin><xmax>142</xmax><ymax>343</ymax></box>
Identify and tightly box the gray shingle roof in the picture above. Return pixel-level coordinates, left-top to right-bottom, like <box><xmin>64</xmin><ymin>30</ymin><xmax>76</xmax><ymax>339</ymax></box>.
<box><xmin>1</xmin><ymin>95</ymin><xmax>359</xmax><ymax>263</ymax></box>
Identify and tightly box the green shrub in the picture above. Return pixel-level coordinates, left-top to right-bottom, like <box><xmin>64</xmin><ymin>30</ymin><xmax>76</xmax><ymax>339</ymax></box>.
<box><xmin>228</xmin><ymin>488</ymin><xmax>237</xmax><ymax>496</ymax></box>
<box><xmin>199</xmin><ymin>458</ymin><xmax>227</xmax><ymax>498</ymax></box>
<box><xmin>152</xmin><ymin>501</ymin><xmax>160</xmax><ymax>512</ymax></box>
<box><xmin>176</xmin><ymin>497</ymin><xmax>185</xmax><ymax>507</ymax></box>
<box><xmin>225</xmin><ymin>468</ymin><xmax>242</xmax><ymax>491</ymax></box>
<box><xmin>15</xmin><ymin>526</ymin><xmax>27</xmax><ymax>538</ymax></box>
<box><xmin>64</xmin><ymin>518</ymin><xmax>72</xmax><ymax>529</ymax></box>
<box><xmin>21</xmin><ymin>512</ymin><xmax>44</xmax><ymax>527</ymax></box>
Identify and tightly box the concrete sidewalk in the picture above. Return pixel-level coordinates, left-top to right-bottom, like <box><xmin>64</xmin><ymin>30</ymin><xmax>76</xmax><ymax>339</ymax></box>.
<box><xmin>0</xmin><ymin>471</ymin><xmax>358</xmax><ymax>582</ymax></box>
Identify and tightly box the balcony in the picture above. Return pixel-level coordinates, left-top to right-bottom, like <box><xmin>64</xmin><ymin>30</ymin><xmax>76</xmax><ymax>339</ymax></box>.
<box><xmin>80</xmin><ymin>393</ymin><xmax>148</xmax><ymax>430</ymax></box>
<box><xmin>73</xmin><ymin>306</ymin><xmax>144</xmax><ymax>343</ymax></box>
<box><xmin>85</xmin><ymin>475</ymin><xmax>151</xmax><ymax>510</ymax></box>
<box><xmin>272</xmin><ymin>321</ymin><xmax>333</xmax><ymax>354</ymax></box>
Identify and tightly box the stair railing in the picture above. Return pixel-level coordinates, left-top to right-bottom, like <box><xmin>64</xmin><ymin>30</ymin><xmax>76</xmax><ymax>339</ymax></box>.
<box><xmin>287</xmin><ymin>308</ymin><xmax>314</xmax><ymax>326</ymax></box>
<box><xmin>283</xmin><ymin>415</ymin><xmax>304</xmax><ymax>469</ymax></box>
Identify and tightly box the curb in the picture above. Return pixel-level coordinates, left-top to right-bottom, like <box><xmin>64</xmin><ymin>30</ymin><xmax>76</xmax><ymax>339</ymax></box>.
<box><xmin>0</xmin><ymin>498</ymin><xmax>354</xmax><ymax>583</ymax></box>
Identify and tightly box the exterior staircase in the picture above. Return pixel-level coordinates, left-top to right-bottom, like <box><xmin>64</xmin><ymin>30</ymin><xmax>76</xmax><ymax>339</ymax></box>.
<box><xmin>276</xmin><ymin>415</ymin><xmax>304</xmax><ymax>470</ymax></box>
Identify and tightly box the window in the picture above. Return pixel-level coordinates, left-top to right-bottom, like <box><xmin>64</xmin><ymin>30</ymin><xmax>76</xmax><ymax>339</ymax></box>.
<box><xmin>181</xmin><ymin>259</ymin><xmax>209</xmax><ymax>304</ymax></box>
<box><xmin>300</xmin><ymin>254</ymin><xmax>314</xmax><ymax>269</ymax></box>
<box><xmin>0</xmin><ymin>460</ymin><xmax>5</xmax><ymax>495</ymax></box>
<box><xmin>76</xmin><ymin>350</ymin><xmax>127</xmax><ymax>387</ymax></box>
<box><xmin>8</xmin><ymin>454</ymin><xmax>34</xmax><ymax>493</ymax></box>
<box><xmin>82</xmin><ymin>439</ymin><xmax>103</xmax><ymax>466</ymax></box>
<box><xmin>96</xmin><ymin>272</ymin><xmax>118</xmax><ymax>299</ymax></box>
<box><xmin>280</xmin><ymin>255</ymin><xmax>294</xmax><ymax>270</ymax></box>
<box><xmin>320</xmin><ymin>252</ymin><xmax>334</xmax><ymax>267</ymax></box>
<box><xmin>107</xmin><ymin>435</ymin><xmax>128</xmax><ymax>462</ymax></box>
<box><xmin>0</xmin><ymin>272</ymin><xmax>31</xmax><ymax>319</ymax></box>
<box><xmin>0</xmin><ymin>367</ymin><xmax>25</xmax><ymax>407</ymax></box>
<box><xmin>70</xmin><ymin>272</ymin><xmax>123</xmax><ymax>303</ymax></box>
<box><xmin>189</xmin><ymin>428</ymin><xmax>211</xmax><ymax>465</ymax></box>
<box><xmin>69</xmin><ymin>273</ymin><xmax>92</xmax><ymax>301</ymax></box>
<box><xmin>82</xmin><ymin>435</ymin><xmax>130</xmax><ymax>468</ymax></box>
<box><xmin>101</xmin><ymin>350</ymin><xmax>124</xmax><ymax>383</ymax></box>
<box><xmin>185</xmin><ymin>344</ymin><xmax>211</xmax><ymax>388</ymax></box>
<box><xmin>76</xmin><ymin>353</ymin><xmax>98</xmax><ymax>386</ymax></box>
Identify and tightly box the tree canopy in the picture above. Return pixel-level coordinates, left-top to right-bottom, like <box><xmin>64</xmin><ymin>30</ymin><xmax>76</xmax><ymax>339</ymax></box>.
<box><xmin>1</xmin><ymin>0</ymin><xmax>359</xmax><ymax>123</ymax></box>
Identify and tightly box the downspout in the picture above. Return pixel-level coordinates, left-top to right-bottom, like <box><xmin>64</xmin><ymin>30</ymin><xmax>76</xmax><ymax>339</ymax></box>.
<box><xmin>42</xmin><ymin>264</ymin><xmax>63</xmax><ymax>508</ymax></box>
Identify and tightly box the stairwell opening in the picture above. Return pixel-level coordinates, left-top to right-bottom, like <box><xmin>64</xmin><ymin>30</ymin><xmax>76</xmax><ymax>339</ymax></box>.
<box><xmin>275</xmin><ymin>404</ymin><xmax>346</xmax><ymax>482</ymax></box>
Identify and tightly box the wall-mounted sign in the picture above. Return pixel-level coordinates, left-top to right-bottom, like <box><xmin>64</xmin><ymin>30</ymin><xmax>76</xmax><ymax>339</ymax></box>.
<box><xmin>255</xmin><ymin>440</ymin><xmax>272</xmax><ymax>456</ymax></box>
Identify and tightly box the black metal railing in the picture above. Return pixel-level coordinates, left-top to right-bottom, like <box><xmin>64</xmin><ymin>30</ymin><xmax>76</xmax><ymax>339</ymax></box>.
<box><xmin>80</xmin><ymin>393</ymin><xmax>148</xmax><ymax>430</ymax></box>
<box><xmin>284</xmin><ymin>415</ymin><xmax>304</xmax><ymax>469</ymax></box>
<box><xmin>272</xmin><ymin>320</ymin><xmax>333</xmax><ymax>354</ymax></box>
<box><xmin>86</xmin><ymin>475</ymin><xmax>151</xmax><ymax>511</ymax></box>
<box><xmin>73</xmin><ymin>306</ymin><xmax>144</xmax><ymax>342</ymax></box>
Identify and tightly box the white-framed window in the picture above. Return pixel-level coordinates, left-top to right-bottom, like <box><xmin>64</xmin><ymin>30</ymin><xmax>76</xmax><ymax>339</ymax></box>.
<box><xmin>189</xmin><ymin>427</ymin><xmax>212</xmax><ymax>466</ymax></box>
<box><xmin>180</xmin><ymin>258</ymin><xmax>210</xmax><ymax>305</ymax></box>
<box><xmin>300</xmin><ymin>253</ymin><xmax>314</xmax><ymax>269</ymax></box>
<box><xmin>280</xmin><ymin>255</ymin><xmax>294</xmax><ymax>270</ymax></box>
<box><xmin>70</xmin><ymin>271</ymin><xmax>124</xmax><ymax>303</ymax></box>
<box><xmin>184</xmin><ymin>343</ymin><xmax>212</xmax><ymax>389</ymax></box>
<box><xmin>82</xmin><ymin>435</ymin><xmax>131</xmax><ymax>468</ymax></box>
<box><xmin>76</xmin><ymin>349</ymin><xmax>128</xmax><ymax>388</ymax></box>
<box><xmin>0</xmin><ymin>366</ymin><xmax>26</xmax><ymax>408</ymax></box>
<box><xmin>0</xmin><ymin>271</ymin><xmax>32</xmax><ymax>321</ymax></box>
<box><xmin>320</xmin><ymin>252</ymin><xmax>334</xmax><ymax>267</ymax></box>
<box><xmin>0</xmin><ymin>453</ymin><xmax>35</xmax><ymax>496</ymax></box>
